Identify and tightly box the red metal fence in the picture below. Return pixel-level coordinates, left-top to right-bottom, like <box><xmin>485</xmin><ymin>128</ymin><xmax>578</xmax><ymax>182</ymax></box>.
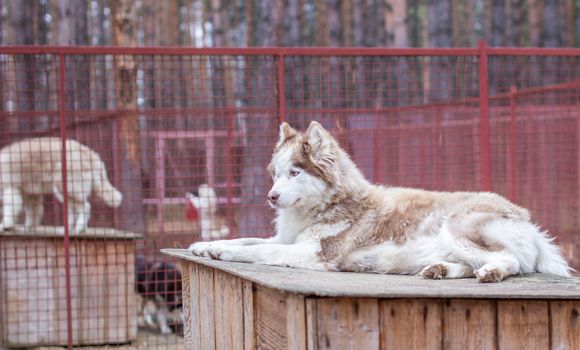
<box><xmin>0</xmin><ymin>43</ymin><xmax>579</xmax><ymax>348</ymax></box>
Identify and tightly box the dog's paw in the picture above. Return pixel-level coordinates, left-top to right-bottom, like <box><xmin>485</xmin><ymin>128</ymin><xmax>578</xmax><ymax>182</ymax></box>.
<box><xmin>207</xmin><ymin>245</ymin><xmax>232</xmax><ymax>261</ymax></box>
<box><xmin>419</xmin><ymin>263</ymin><xmax>448</xmax><ymax>280</ymax></box>
<box><xmin>188</xmin><ymin>241</ymin><xmax>212</xmax><ymax>257</ymax></box>
<box><xmin>206</xmin><ymin>245</ymin><xmax>248</xmax><ymax>262</ymax></box>
<box><xmin>475</xmin><ymin>266</ymin><xmax>503</xmax><ymax>283</ymax></box>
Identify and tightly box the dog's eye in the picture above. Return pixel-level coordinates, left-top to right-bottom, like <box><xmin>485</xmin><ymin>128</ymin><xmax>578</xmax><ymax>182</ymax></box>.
<box><xmin>289</xmin><ymin>169</ymin><xmax>300</xmax><ymax>177</ymax></box>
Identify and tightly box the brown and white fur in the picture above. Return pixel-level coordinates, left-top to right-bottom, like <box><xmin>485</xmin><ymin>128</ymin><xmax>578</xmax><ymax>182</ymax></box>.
<box><xmin>0</xmin><ymin>137</ymin><xmax>122</xmax><ymax>234</ymax></box>
<box><xmin>189</xmin><ymin>121</ymin><xmax>572</xmax><ymax>282</ymax></box>
<box><xmin>186</xmin><ymin>184</ymin><xmax>230</xmax><ymax>240</ymax></box>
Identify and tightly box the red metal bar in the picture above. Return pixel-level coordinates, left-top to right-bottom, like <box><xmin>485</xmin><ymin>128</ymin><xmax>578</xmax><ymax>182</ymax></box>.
<box><xmin>277</xmin><ymin>53</ymin><xmax>286</xmax><ymax>123</ymax></box>
<box><xmin>434</xmin><ymin>108</ymin><xmax>443</xmax><ymax>190</ymax></box>
<box><xmin>478</xmin><ymin>40</ymin><xmax>492</xmax><ymax>191</ymax></box>
<box><xmin>508</xmin><ymin>86</ymin><xmax>518</xmax><ymax>202</ymax></box>
<box><xmin>0</xmin><ymin>45</ymin><xmax>480</xmax><ymax>56</ymax></box>
<box><xmin>112</xmin><ymin>118</ymin><xmax>120</xmax><ymax>227</ymax></box>
<box><xmin>154</xmin><ymin>136</ymin><xmax>166</xmax><ymax>234</ymax></box>
<box><xmin>4</xmin><ymin>44</ymin><xmax>580</xmax><ymax>57</ymax></box>
<box><xmin>58</xmin><ymin>53</ymin><xmax>74</xmax><ymax>350</ymax></box>
<box><xmin>225</xmin><ymin>106</ymin><xmax>235</xmax><ymax>233</ymax></box>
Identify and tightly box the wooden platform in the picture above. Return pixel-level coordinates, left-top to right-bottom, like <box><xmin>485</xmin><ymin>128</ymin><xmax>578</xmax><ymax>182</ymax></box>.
<box><xmin>163</xmin><ymin>248</ymin><xmax>580</xmax><ymax>350</ymax></box>
<box><xmin>0</xmin><ymin>226</ymin><xmax>142</xmax><ymax>348</ymax></box>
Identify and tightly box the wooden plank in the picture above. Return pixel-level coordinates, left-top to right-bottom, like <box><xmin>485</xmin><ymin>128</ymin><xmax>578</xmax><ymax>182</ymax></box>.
<box><xmin>254</xmin><ymin>285</ymin><xmax>288</xmax><ymax>349</ymax></box>
<box><xmin>443</xmin><ymin>299</ymin><xmax>496</xmax><ymax>350</ymax></box>
<box><xmin>104</xmin><ymin>241</ymin><xmax>137</xmax><ymax>343</ymax></box>
<box><xmin>214</xmin><ymin>270</ymin><xmax>244</xmax><ymax>350</ymax></box>
<box><xmin>380</xmin><ymin>299</ymin><xmax>442</xmax><ymax>350</ymax></box>
<box><xmin>549</xmin><ymin>300</ymin><xmax>580</xmax><ymax>350</ymax></box>
<box><xmin>161</xmin><ymin>249</ymin><xmax>580</xmax><ymax>300</ymax></box>
<box><xmin>314</xmin><ymin>298</ymin><xmax>380</xmax><ymax>350</ymax></box>
<box><xmin>198</xmin><ymin>265</ymin><xmax>216</xmax><ymax>350</ymax></box>
<box><xmin>243</xmin><ymin>281</ymin><xmax>255</xmax><ymax>350</ymax></box>
<box><xmin>181</xmin><ymin>261</ymin><xmax>195</xmax><ymax>350</ymax></box>
<box><xmin>306</xmin><ymin>298</ymin><xmax>318</xmax><ymax>350</ymax></box>
<box><xmin>2</xmin><ymin>236</ymin><xmax>137</xmax><ymax>347</ymax></box>
<box><xmin>286</xmin><ymin>295</ymin><xmax>307</xmax><ymax>350</ymax></box>
<box><xmin>497</xmin><ymin>300</ymin><xmax>549</xmax><ymax>350</ymax></box>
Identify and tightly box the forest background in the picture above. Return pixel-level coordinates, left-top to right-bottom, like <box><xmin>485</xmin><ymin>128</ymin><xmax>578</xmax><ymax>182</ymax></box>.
<box><xmin>2</xmin><ymin>0</ymin><xmax>580</xmax><ymax>48</ymax></box>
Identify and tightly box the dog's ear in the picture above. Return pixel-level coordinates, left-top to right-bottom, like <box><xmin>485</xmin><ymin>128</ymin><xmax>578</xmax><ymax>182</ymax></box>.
<box><xmin>276</xmin><ymin>122</ymin><xmax>297</xmax><ymax>148</ymax></box>
<box><xmin>304</xmin><ymin>121</ymin><xmax>334</xmax><ymax>159</ymax></box>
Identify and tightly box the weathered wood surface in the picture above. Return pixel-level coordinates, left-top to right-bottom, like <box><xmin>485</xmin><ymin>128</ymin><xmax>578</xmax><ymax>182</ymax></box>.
<box><xmin>380</xmin><ymin>299</ymin><xmax>442</xmax><ymax>350</ymax></box>
<box><xmin>254</xmin><ymin>285</ymin><xmax>289</xmax><ymax>349</ymax></box>
<box><xmin>550</xmin><ymin>300</ymin><xmax>580</xmax><ymax>350</ymax></box>
<box><xmin>162</xmin><ymin>249</ymin><xmax>580</xmax><ymax>299</ymax></box>
<box><xmin>498</xmin><ymin>300</ymin><xmax>550</xmax><ymax>350</ymax></box>
<box><xmin>169</xmin><ymin>248</ymin><xmax>580</xmax><ymax>350</ymax></box>
<box><xmin>311</xmin><ymin>298</ymin><xmax>380</xmax><ymax>349</ymax></box>
<box><xmin>443</xmin><ymin>299</ymin><xmax>496</xmax><ymax>350</ymax></box>
<box><xmin>0</xmin><ymin>228</ymin><xmax>139</xmax><ymax>347</ymax></box>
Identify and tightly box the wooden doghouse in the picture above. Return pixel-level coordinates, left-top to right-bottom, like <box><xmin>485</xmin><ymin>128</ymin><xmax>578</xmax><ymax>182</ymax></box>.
<box><xmin>163</xmin><ymin>249</ymin><xmax>580</xmax><ymax>350</ymax></box>
<box><xmin>0</xmin><ymin>226</ymin><xmax>141</xmax><ymax>348</ymax></box>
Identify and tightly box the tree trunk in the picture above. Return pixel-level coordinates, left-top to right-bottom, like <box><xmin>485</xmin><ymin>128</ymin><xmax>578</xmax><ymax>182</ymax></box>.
<box><xmin>528</xmin><ymin>0</ymin><xmax>543</xmax><ymax>47</ymax></box>
<box><xmin>88</xmin><ymin>0</ymin><xmax>109</xmax><ymax>111</ymax></box>
<box><xmin>316</xmin><ymin>0</ymin><xmax>328</xmax><ymax>46</ymax></box>
<box><xmin>543</xmin><ymin>0</ymin><xmax>565</xmax><ymax>47</ymax></box>
<box><xmin>111</xmin><ymin>0</ymin><xmax>144</xmax><ymax>233</ymax></box>
<box><xmin>427</xmin><ymin>0</ymin><xmax>452</xmax><ymax>101</ymax></box>
<box><xmin>341</xmin><ymin>0</ymin><xmax>353</xmax><ymax>46</ymax></box>
<box><xmin>239</xmin><ymin>0</ymin><xmax>283</xmax><ymax>237</ymax></box>
<box><xmin>286</xmin><ymin>0</ymin><xmax>302</xmax><ymax>45</ymax></box>
<box><xmin>566</xmin><ymin>0</ymin><xmax>576</xmax><ymax>46</ymax></box>
<box><xmin>51</xmin><ymin>0</ymin><xmax>90</xmax><ymax>112</ymax></box>
<box><xmin>245</xmin><ymin>0</ymin><xmax>254</xmax><ymax>46</ymax></box>
<box><xmin>351</xmin><ymin>0</ymin><xmax>363</xmax><ymax>45</ymax></box>
<box><xmin>0</xmin><ymin>0</ymin><xmax>4</xmax><ymax>115</ymax></box>
<box><xmin>7</xmin><ymin>0</ymin><xmax>40</xmax><ymax>132</ymax></box>
<box><xmin>386</xmin><ymin>0</ymin><xmax>408</xmax><ymax>47</ymax></box>
<box><xmin>512</xmin><ymin>0</ymin><xmax>527</xmax><ymax>46</ymax></box>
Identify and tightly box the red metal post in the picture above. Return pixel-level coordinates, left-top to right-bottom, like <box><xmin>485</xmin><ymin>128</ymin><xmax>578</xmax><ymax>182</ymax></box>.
<box><xmin>225</xmin><ymin>85</ymin><xmax>235</xmax><ymax>233</ymax></box>
<box><xmin>508</xmin><ymin>86</ymin><xmax>517</xmax><ymax>202</ymax></box>
<box><xmin>478</xmin><ymin>41</ymin><xmax>492</xmax><ymax>191</ymax></box>
<box><xmin>58</xmin><ymin>53</ymin><xmax>74</xmax><ymax>350</ymax></box>
<box><xmin>277</xmin><ymin>53</ymin><xmax>286</xmax><ymax>123</ymax></box>
<box><xmin>154</xmin><ymin>136</ymin><xmax>166</xmax><ymax>233</ymax></box>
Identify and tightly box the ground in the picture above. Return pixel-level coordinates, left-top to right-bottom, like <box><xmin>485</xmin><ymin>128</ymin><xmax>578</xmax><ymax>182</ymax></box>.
<box><xmin>25</xmin><ymin>329</ymin><xmax>184</xmax><ymax>350</ymax></box>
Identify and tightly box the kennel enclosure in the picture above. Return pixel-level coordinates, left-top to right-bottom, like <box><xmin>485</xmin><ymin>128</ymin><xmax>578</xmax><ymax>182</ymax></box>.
<box><xmin>0</xmin><ymin>44</ymin><xmax>579</xmax><ymax>348</ymax></box>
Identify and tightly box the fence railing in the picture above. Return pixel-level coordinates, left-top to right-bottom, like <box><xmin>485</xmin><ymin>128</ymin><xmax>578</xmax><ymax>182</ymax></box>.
<box><xmin>0</xmin><ymin>42</ymin><xmax>579</xmax><ymax>348</ymax></box>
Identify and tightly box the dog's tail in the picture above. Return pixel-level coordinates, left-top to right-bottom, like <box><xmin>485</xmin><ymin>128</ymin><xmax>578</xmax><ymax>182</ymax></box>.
<box><xmin>92</xmin><ymin>158</ymin><xmax>123</xmax><ymax>208</ymax></box>
<box><xmin>535</xmin><ymin>231</ymin><xmax>573</xmax><ymax>277</ymax></box>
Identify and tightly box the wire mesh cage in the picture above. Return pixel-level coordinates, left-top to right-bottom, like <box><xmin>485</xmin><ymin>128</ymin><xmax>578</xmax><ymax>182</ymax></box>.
<box><xmin>0</xmin><ymin>46</ymin><xmax>578</xmax><ymax>348</ymax></box>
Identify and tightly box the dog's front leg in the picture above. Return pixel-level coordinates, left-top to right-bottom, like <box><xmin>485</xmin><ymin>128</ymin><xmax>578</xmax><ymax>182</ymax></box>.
<box><xmin>207</xmin><ymin>243</ymin><xmax>328</xmax><ymax>271</ymax></box>
<box><xmin>189</xmin><ymin>237</ymin><xmax>277</xmax><ymax>257</ymax></box>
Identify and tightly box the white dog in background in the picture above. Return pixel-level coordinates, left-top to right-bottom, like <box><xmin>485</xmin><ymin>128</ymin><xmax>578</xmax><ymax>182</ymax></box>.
<box><xmin>0</xmin><ymin>137</ymin><xmax>122</xmax><ymax>234</ymax></box>
<box><xmin>189</xmin><ymin>121</ymin><xmax>572</xmax><ymax>282</ymax></box>
<box><xmin>186</xmin><ymin>184</ymin><xmax>230</xmax><ymax>240</ymax></box>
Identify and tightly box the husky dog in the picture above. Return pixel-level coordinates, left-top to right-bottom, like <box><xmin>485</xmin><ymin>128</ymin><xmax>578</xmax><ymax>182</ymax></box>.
<box><xmin>135</xmin><ymin>256</ymin><xmax>183</xmax><ymax>334</ymax></box>
<box><xmin>186</xmin><ymin>184</ymin><xmax>230</xmax><ymax>240</ymax></box>
<box><xmin>189</xmin><ymin>121</ymin><xmax>572</xmax><ymax>282</ymax></box>
<box><xmin>0</xmin><ymin>137</ymin><xmax>122</xmax><ymax>234</ymax></box>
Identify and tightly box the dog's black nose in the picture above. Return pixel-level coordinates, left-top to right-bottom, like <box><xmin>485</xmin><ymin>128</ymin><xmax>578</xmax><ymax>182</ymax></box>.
<box><xmin>268</xmin><ymin>192</ymin><xmax>280</xmax><ymax>203</ymax></box>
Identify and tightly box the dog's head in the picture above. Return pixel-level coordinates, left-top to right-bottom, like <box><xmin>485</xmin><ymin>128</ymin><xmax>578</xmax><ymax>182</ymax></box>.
<box><xmin>267</xmin><ymin>121</ymin><xmax>365</xmax><ymax>210</ymax></box>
